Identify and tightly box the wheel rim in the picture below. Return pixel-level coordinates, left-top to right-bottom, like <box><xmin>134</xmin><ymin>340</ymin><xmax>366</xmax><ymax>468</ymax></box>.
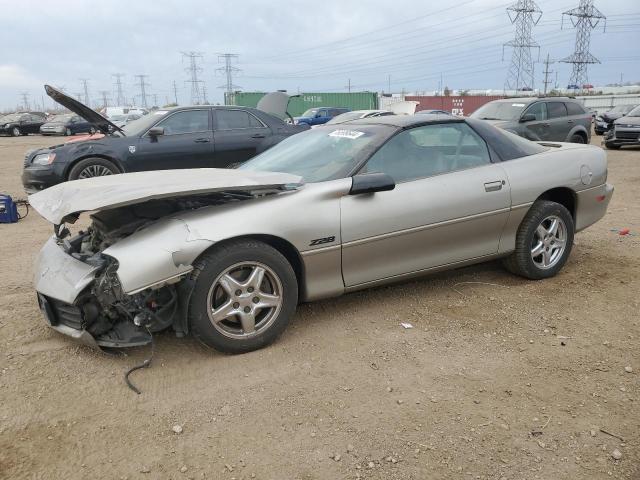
<box><xmin>12</xmin><ymin>127</ymin><xmax>19</xmax><ymax>136</ymax></box>
<box><xmin>78</xmin><ymin>164</ymin><xmax>114</xmax><ymax>178</ymax></box>
<box><xmin>531</xmin><ymin>215</ymin><xmax>567</xmax><ymax>269</ymax></box>
<box><xmin>90</xmin><ymin>127</ymin><xmax>96</xmax><ymax>134</ymax></box>
<box><xmin>66</xmin><ymin>128</ymin><xmax>71</xmax><ymax>136</ymax></box>
<box><xmin>206</xmin><ymin>261</ymin><xmax>283</xmax><ymax>339</ymax></box>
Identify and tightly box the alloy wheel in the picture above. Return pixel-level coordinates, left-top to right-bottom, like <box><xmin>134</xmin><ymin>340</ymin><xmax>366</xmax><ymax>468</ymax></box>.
<box><xmin>206</xmin><ymin>262</ymin><xmax>283</xmax><ymax>339</ymax></box>
<box><xmin>531</xmin><ymin>215</ymin><xmax>567</xmax><ymax>269</ymax></box>
<box><xmin>78</xmin><ymin>165</ymin><xmax>114</xmax><ymax>178</ymax></box>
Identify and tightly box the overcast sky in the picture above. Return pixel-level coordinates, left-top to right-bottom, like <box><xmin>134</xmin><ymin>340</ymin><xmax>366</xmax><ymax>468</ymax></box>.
<box><xmin>1</xmin><ymin>0</ymin><xmax>638</xmax><ymax>111</ymax></box>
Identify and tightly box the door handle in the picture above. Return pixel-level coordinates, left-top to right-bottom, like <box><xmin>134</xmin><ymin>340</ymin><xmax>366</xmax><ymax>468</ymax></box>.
<box><xmin>194</xmin><ymin>138</ymin><xmax>210</xmax><ymax>143</ymax></box>
<box><xmin>567</xmin><ymin>119</ymin><xmax>574</xmax><ymax>124</ymax></box>
<box><xmin>484</xmin><ymin>180</ymin><xmax>504</xmax><ymax>192</ymax></box>
<box><xmin>542</xmin><ymin>123</ymin><xmax>550</xmax><ymax>127</ymax></box>
<box><xmin>251</xmin><ymin>134</ymin><xmax>266</xmax><ymax>139</ymax></box>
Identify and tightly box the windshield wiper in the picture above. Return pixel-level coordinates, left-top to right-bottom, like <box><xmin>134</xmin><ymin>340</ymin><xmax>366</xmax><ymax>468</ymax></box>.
<box><xmin>480</xmin><ymin>117</ymin><xmax>501</xmax><ymax>120</ymax></box>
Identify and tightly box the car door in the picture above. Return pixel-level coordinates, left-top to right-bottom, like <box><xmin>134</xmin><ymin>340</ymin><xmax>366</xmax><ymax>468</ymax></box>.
<box><xmin>212</xmin><ymin>109</ymin><xmax>272</xmax><ymax>167</ymax></box>
<box><xmin>21</xmin><ymin>114</ymin><xmax>37</xmax><ymax>134</ymax></box>
<box><xmin>131</xmin><ymin>108</ymin><xmax>214</xmax><ymax>171</ymax></box>
<box><xmin>546</xmin><ymin>102</ymin><xmax>569</xmax><ymax>141</ymax></box>
<box><xmin>520</xmin><ymin>102</ymin><xmax>549</xmax><ymax>140</ymax></box>
<box><xmin>565</xmin><ymin>102</ymin><xmax>590</xmax><ymax>138</ymax></box>
<box><xmin>340</xmin><ymin>122</ymin><xmax>511</xmax><ymax>287</ymax></box>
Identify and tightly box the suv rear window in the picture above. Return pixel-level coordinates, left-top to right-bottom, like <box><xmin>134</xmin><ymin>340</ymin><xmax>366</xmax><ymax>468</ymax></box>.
<box><xmin>565</xmin><ymin>102</ymin><xmax>586</xmax><ymax>115</ymax></box>
<box><xmin>466</xmin><ymin>118</ymin><xmax>548</xmax><ymax>161</ymax></box>
<box><xmin>547</xmin><ymin>102</ymin><xmax>568</xmax><ymax>119</ymax></box>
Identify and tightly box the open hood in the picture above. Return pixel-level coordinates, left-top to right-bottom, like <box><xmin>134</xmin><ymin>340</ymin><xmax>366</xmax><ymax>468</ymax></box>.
<box><xmin>44</xmin><ymin>85</ymin><xmax>124</xmax><ymax>135</ymax></box>
<box><xmin>29</xmin><ymin>168</ymin><xmax>303</xmax><ymax>224</ymax></box>
<box><xmin>257</xmin><ymin>91</ymin><xmax>299</xmax><ymax>120</ymax></box>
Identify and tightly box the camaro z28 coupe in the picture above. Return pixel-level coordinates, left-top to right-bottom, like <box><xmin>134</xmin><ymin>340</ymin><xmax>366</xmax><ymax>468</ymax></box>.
<box><xmin>29</xmin><ymin>115</ymin><xmax>613</xmax><ymax>353</ymax></box>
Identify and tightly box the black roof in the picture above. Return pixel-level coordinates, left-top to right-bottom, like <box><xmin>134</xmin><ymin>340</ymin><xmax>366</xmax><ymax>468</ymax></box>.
<box><xmin>346</xmin><ymin>113</ymin><xmax>463</xmax><ymax>128</ymax></box>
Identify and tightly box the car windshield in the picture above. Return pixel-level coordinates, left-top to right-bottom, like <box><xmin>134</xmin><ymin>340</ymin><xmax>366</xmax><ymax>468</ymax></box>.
<box><xmin>612</xmin><ymin>105</ymin><xmax>634</xmax><ymax>113</ymax></box>
<box><xmin>471</xmin><ymin>102</ymin><xmax>527</xmax><ymax>121</ymax></box>
<box><xmin>626</xmin><ymin>106</ymin><xmax>640</xmax><ymax>117</ymax></box>
<box><xmin>48</xmin><ymin>114</ymin><xmax>73</xmax><ymax>122</ymax></box>
<box><xmin>110</xmin><ymin>115</ymin><xmax>126</xmax><ymax>121</ymax></box>
<box><xmin>327</xmin><ymin>111</ymin><xmax>369</xmax><ymax>124</ymax></box>
<box><xmin>239</xmin><ymin>125</ymin><xmax>394</xmax><ymax>182</ymax></box>
<box><xmin>301</xmin><ymin>108</ymin><xmax>319</xmax><ymax>118</ymax></box>
<box><xmin>121</xmin><ymin>110</ymin><xmax>169</xmax><ymax>135</ymax></box>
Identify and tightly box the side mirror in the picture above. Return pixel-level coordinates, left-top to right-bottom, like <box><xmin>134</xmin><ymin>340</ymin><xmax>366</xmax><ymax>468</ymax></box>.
<box><xmin>148</xmin><ymin>126</ymin><xmax>164</xmax><ymax>137</ymax></box>
<box><xmin>315</xmin><ymin>112</ymin><xmax>323</xmax><ymax>118</ymax></box>
<box><xmin>520</xmin><ymin>113</ymin><xmax>536</xmax><ymax>123</ymax></box>
<box><xmin>350</xmin><ymin>173</ymin><xmax>395</xmax><ymax>195</ymax></box>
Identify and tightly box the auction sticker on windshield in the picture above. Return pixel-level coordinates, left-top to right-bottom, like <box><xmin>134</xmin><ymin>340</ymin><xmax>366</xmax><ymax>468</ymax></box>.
<box><xmin>511</xmin><ymin>103</ymin><xmax>526</xmax><ymax>107</ymax></box>
<box><xmin>328</xmin><ymin>130</ymin><xmax>365</xmax><ymax>139</ymax></box>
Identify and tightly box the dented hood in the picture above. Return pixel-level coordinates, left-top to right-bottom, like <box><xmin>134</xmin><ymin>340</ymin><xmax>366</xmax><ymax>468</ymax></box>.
<box><xmin>29</xmin><ymin>168</ymin><xmax>303</xmax><ymax>224</ymax></box>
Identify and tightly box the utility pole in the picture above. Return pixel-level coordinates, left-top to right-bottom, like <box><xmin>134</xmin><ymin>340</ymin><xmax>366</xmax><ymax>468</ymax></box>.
<box><xmin>79</xmin><ymin>78</ymin><xmax>90</xmax><ymax>106</ymax></box>
<box><xmin>20</xmin><ymin>92</ymin><xmax>30</xmax><ymax>110</ymax></box>
<box><xmin>503</xmin><ymin>0</ymin><xmax>542</xmax><ymax>92</ymax></box>
<box><xmin>99</xmin><ymin>90</ymin><xmax>110</xmax><ymax>108</ymax></box>
<box><xmin>345</xmin><ymin>78</ymin><xmax>351</xmax><ymax>93</ymax></box>
<box><xmin>182</xmin><ymin>51</ymin><xmax>204</xmax><ymax>105</ymax></box>
<box><xmin>387</xmin><ymin>74</ymin><xmax>391</xmax><ymax>94</ymax></box>
<box><xmin>542</xmin><ymin>53</ymin><xmax>555</xmax><ymax>94</ymax></box>
<box><xmin>202</xmin><ymin>84</ymin><xmax>209</xmax><ymax>104</ymax></box>
<box><xmin>152</xmin><ymin>94</ymin><xmax>158</xmax><ymax>107</ymax></box>
<box><xmin>172</xmin><ymin>80</ymin><xmax>179</xmax><ymax>104</ymax></box>
<box><xmin>560</xmin><ymin>0</ymin><xmax>606</xmax><ymax>91</ymax></box>
<box><xmin>216</xmin><ymin>53</ymin><xmax>241</xmax><ymax>96</ymax></box>
<box><xmin>112</xmin><ymin>73</ymin><xmax>126</xmax><ymax>106</ymax></box>
<box><xmin>134</xmin><ymin>74</ymin><xmax>150</xmax><ymax>108</ymax></box>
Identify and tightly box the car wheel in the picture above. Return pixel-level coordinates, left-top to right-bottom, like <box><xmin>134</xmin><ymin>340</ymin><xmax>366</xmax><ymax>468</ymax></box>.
<box><xmin>68</xmin><ymin>157</ymin><xmax>120</xmax><ymax>180</ymax></box>
<box><xmin>89</xmin><ymin>127</ymin><xmax>96</xmax><ymax>135</ymax></box>
<box><xmin>188</xmin><ymin>239</ymin><xmax>298</xmax><ymax>354</ymax></box>
<box><xmin>503</xmin><ymin>200</ymin><xmax>574</xmax><ymax>280</ymax></box>
<box><xmin>570</xmin><ymin>133</ymin><xmax>586</xmax><ymax>144</ymax></box>
<box><xmin>65</xmin><ymin>128</ymin><xmax>72</xmax><ymax>136</ymax></box>
<box><xmin>11</xmin><ymin>126</ymin><xmax>21</xmax><ymax>137</ymax></box>
<box><xmin>605</xmin><ymin>143</ymin><xmax>620</xmax><ymax>150</ymax></box>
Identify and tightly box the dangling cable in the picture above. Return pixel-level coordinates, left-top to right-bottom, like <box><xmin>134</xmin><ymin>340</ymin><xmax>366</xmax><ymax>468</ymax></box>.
<box><xmin>124</xmin><ymin>326</ymin><xmax>155</xmax><ymax>395</ymax></box>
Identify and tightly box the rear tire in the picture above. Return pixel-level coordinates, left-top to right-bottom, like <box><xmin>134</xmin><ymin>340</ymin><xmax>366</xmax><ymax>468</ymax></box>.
<box><xmin>605</xmin><ymin>143</ymin><xmax>620</xmax><ymax>150</ymax></box>
<box><xmin>188</xmin><ymin>239</ymin><xmax>298</xmax><ymax>354</ymax></box>
<box><xmin>68</xmin><ymin>157</ymin><xmax>120</xmax><ymax>180</ymax></box>
<box><xmin>570</xmin><ymin>133</ymin><xmax>586</xmax><ymax>144</ymax></box>
<box><xmin>503</xmin><ymin>200</ymin><xmax>574</xmax><ymax>280</ymax></box>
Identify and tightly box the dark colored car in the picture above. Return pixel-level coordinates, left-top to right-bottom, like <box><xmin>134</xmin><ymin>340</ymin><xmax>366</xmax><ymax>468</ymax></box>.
<box><xmin>0</xmin><ymin>112</ymin><xmax>47</xmax><ymax>136</ymax></box>
<box><xmin>295</xmin><ymin>107</ymin><xmax>349</xmax><ymax>126</ymax></box>
<box><xmin>470</xmin><ymin>97</ymin><xmax>591</xmax><ymax>143</ymax></box>
<box><xmin>594</xmin><ymin>104</ymin><xmax>638</xmax><ymax>135</ymax></box>
<box><xmin>40</xmin><ymin>113</ymin><xmax>96</xmax><ymax>136</ymax></box>
<box><xmin>604</xmin><ymin>105</ymin><xmax>640</xmax><ymax>149</ymax></box>
<box><xmin>22</xmin><ymin>85</ymin><xmax>308</xmax><ymax>194</ymax></box>
<box><xmin>416</xmin><ymin>109</ymin><xmax>453</xmax><ymax>115</ymax></box>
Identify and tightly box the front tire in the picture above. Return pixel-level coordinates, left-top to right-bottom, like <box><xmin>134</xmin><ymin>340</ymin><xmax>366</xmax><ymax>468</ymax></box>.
<box><xmin>68</xmin><ymin>157</ymin><xmax>120</xmax><ymax>180</ymax></box>
<box><xmin>503</xmin><ymin>200</ymin><xmax>574</xmax><ymax>280</ymax></box>
<box><xmin>11</xmin><ymin>126</ymin><xmax>21</xmax><ymax>137</ymax></box>
<box><xmin>605</xmin><ymin>143</ymin><xmax>620</xmax><ymax>150</ymax></box>
<box><xmin>188</xmin><ymin>239</ymin><xmax>298</xmax><ymax>354</ymax></box>
<box><xmin>65</xmin><ymin>128</ymin><xmax>72</xmax><ymax>136</ymax></box>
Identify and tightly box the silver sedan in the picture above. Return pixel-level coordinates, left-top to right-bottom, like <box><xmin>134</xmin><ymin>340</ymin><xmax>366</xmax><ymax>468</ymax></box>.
<box><xmin>29</xmin><ymin>115</ymin><xmax>613</xmax><ymax>353</ymax></box>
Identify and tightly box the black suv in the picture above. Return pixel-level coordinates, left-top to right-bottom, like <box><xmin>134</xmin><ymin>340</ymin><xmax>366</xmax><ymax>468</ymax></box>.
<box><xmin>22</xmin><ymin>86</ymin><xmax>308</xmax><ymax>194</ymax></box>
<box><xmin>470</xmin><ymin>97</ymin><xmax>591</xmax><ymax>143</ymax></box>
<box><xmin>0</xmin><ymin>112</ymin><xmax>47</xmax><ymax>136</ymax></box>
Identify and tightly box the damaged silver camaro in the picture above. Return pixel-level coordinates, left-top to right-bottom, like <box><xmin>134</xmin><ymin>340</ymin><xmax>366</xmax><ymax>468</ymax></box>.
<box><xmin>30</xmin><ymin>116</ymin><xmax>613</xmax><ymax>353</ymax></box>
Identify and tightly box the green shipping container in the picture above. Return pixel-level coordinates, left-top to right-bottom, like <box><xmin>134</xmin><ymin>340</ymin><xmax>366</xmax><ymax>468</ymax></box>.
<box><xmin>225</xmin><ymin>92</ymin><xmax>378</xmax><ymax>117</ymax></box>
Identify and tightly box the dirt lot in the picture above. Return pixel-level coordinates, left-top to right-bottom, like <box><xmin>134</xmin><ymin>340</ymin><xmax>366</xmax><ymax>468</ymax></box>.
<box><xmin>0</xmin><ymin>133</ymin><xmax>638</xmax><ymax>480</ymax></box>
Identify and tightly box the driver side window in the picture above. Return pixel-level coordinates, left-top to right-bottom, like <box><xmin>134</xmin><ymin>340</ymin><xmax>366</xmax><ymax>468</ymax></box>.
<box><xmin>156</xmin><ymin>110</ymin><xmax>209</xmax><ymax>135</ymax></box>
<box><xmin>361</xmin><ymin>123</ymin><xmax>491</xmax><ymax>183</ymax></box>
<box><xmin>523</xmin><ymin>102</ymin><xmax>547</xmax><ymax>121</ymax></box>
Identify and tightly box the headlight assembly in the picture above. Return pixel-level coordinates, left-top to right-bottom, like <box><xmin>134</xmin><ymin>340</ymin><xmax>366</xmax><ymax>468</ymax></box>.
<box><xmin>32</xmin><ymin>152</ymin><xmax>56</xmax><ymax>166</ymax></box>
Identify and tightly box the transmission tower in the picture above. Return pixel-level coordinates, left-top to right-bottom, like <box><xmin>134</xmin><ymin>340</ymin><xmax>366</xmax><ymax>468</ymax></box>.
<box><xmin>182</xmin><ymin>51</ymin><xmax>205</xmax><ymax>105</ymax></box>
<box><xmin>79</xmin><ymin>78</ymin><xmax>90</xmax><ymax>106</ymax></box>
<box><xmin>99</xmin><ymin>90</ymin><xmax>110</xmax><ymax>108</ymax></box>
<box><xmin>542</xmin><ymin>54</ymin><xmax>555</xmax><ymax>94</ymax></box>
<box><xmin>134</xmin><ymin>74</ymin><xmax>150</xmax><ymax>108</ymax></box>
<box><xmin>503</xmin><ymin>0</ymin><xmax>542</xmax><ymax>91</ymax></box>
<box><xmin>152</xmin><ymin>94</ymin><xmax>158</xmax><ymax>107</ymax></box>
<box><xmin>19</xmin><ymin>92</ymin><xmax>30</xmax><ymax>110</ymax></box>
<box><xmin>112</xmin><ymin>73</ymin><xmax>126</xmax><ymax>106</ymax></box>
<box><xmin>560</xmin><ymin>0</ymin><xmax>605</xmax><ymax>89</ymax></box>
<box><xmin>216</xmin><ymin>53</ymin><xmax>241</xmax><ymax>95</ymax></box>
<box><xmin>74</xmin><ymin>92</ymin><xmax>83</xmax><ymax>101</ymax></box>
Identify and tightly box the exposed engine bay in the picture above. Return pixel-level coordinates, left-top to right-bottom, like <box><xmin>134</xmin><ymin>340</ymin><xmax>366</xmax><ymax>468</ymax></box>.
<box><xmin>52</xmin><ymin>191</ymin><xmax>256</xmax><ymax>348</ymax></box>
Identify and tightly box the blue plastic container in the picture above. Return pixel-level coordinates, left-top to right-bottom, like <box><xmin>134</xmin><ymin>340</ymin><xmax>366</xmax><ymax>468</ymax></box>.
<box><xmin>0</xmin><ymin>195</ymin><xmax>19</xmax><ymax>223</ymax></box>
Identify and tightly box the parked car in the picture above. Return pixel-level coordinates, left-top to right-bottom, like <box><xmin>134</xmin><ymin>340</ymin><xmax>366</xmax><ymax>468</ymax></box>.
<box><xmin>594</xmin><ymin>104</ymin><xmax>638</xmax><ymax>135</ymax></box>
<box><xmin>108</xmin><ymin>113</ymin><xmax>142</xmax><ymax>128</ymax></box>
<box><xmin>470</xmin><ymin>97</ymin><xmax>591</xmax><ymax>143</ymax></box>
<box><xmin>416</xmin><ymin>109</ymin><xmax>453</xmax><ymax>115</ymax></box>
<box><xmin>567</xmin><ymin>84</ymin><xmax>580</xmax><ymax>90</ymax></box>
<box><xmin>22</xmin><ymin>85</ymin><xmax>308</xmax><ymax>194</ymax></box>
<box><xmin>29</xmin><ymin>115</ymin><xmax>612</xmax><ymax>352</ymax></box>
<box><xmin>326</xmin><ymin>110</ymin><xmax>393</xmax><ymax>125</ymax></box>
<box><xmin>0</xmin><ymin>112</ymin><xmax>47</xmax><ymax>136</ymax></box>
<box><xmin>100</xmin><ymin>106</ymin><xmax>148</xmax><ymax>118</ymax></box>
<box><xmin>40</xmin><ymin>113</ymin><xmax>96</xmax><ymax>136</ymax></box>
<box><xmin>295</xmin><ymin>107</ymin><xmax>349</xmax><ymax>126</ymax></box>
<box><xmin>604</xmin><ymin>105</ymin><xmax>640</xmax><ymax>149</ymax></box>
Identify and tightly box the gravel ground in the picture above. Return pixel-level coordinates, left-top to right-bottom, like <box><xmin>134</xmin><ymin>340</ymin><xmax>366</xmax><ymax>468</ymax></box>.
<box><xmin>0</xmin><ymin>133</ymin><xmax>638</xmax><ymax>480</ymax></box>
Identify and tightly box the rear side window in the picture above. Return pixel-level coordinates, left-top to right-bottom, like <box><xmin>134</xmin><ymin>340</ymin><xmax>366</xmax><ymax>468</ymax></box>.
<box><xmin>466</xmin><ymin>118</ymin><xmax>548</xmax><ymax>161</ymax></box>
<box><xmin>565</xmin><ymin>102</ymin><xmax>586</xmax><ymax>115</ymax></box>
<box><xmin>216</xmin><ymin>110</ymin><xmax>265</xmax><ymax>129</ymax></box>
<box><xmin>547</xmin><ymin>102</ymin><xmax>568</xmax><ymax>119</ymax></box>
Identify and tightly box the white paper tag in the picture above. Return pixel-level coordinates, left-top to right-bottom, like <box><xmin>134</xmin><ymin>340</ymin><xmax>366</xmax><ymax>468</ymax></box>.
<box><xmin>328</xmin><ymin>129</ymin><xmax>365</xmax><ymax>139</ymax></box>
<box><xmin>511</xmin><ymin>103</ymin><xmax>526</xmax><ymax>107</ymax></box>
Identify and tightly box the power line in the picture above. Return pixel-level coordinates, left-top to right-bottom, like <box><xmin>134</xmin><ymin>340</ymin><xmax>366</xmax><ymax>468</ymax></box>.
<box><xmin>560</xmin><ymin>0</ymin><xmax>606</xmax><ymax>90</ymax></box>
<box><xmin>79</xmin><ymin>78</ymin><xmax>90</xmax><ymax>106</ymax></box>
<box><xmin>112</xmin><ymin>73</ymin><xmax>126</xmax><ymax>106</ymax></box>
<box><xmin>216</xmin><ymin>53</ymin><xmax>241</xmax><ymax>95</ymax></box>
<box><xmin>134</xmin><ymin>74</ymin><xmax>150</xmax><ymax>108</ymax></box>
<box><xmin>182</xmin><ymin>51</ymin><xmax>205</xmax><ymax>105</ymax></box>
<box><xmin>503</xmin><ymin>0</ymin><xmax>542</xmax><ymax>91</ymax></box>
